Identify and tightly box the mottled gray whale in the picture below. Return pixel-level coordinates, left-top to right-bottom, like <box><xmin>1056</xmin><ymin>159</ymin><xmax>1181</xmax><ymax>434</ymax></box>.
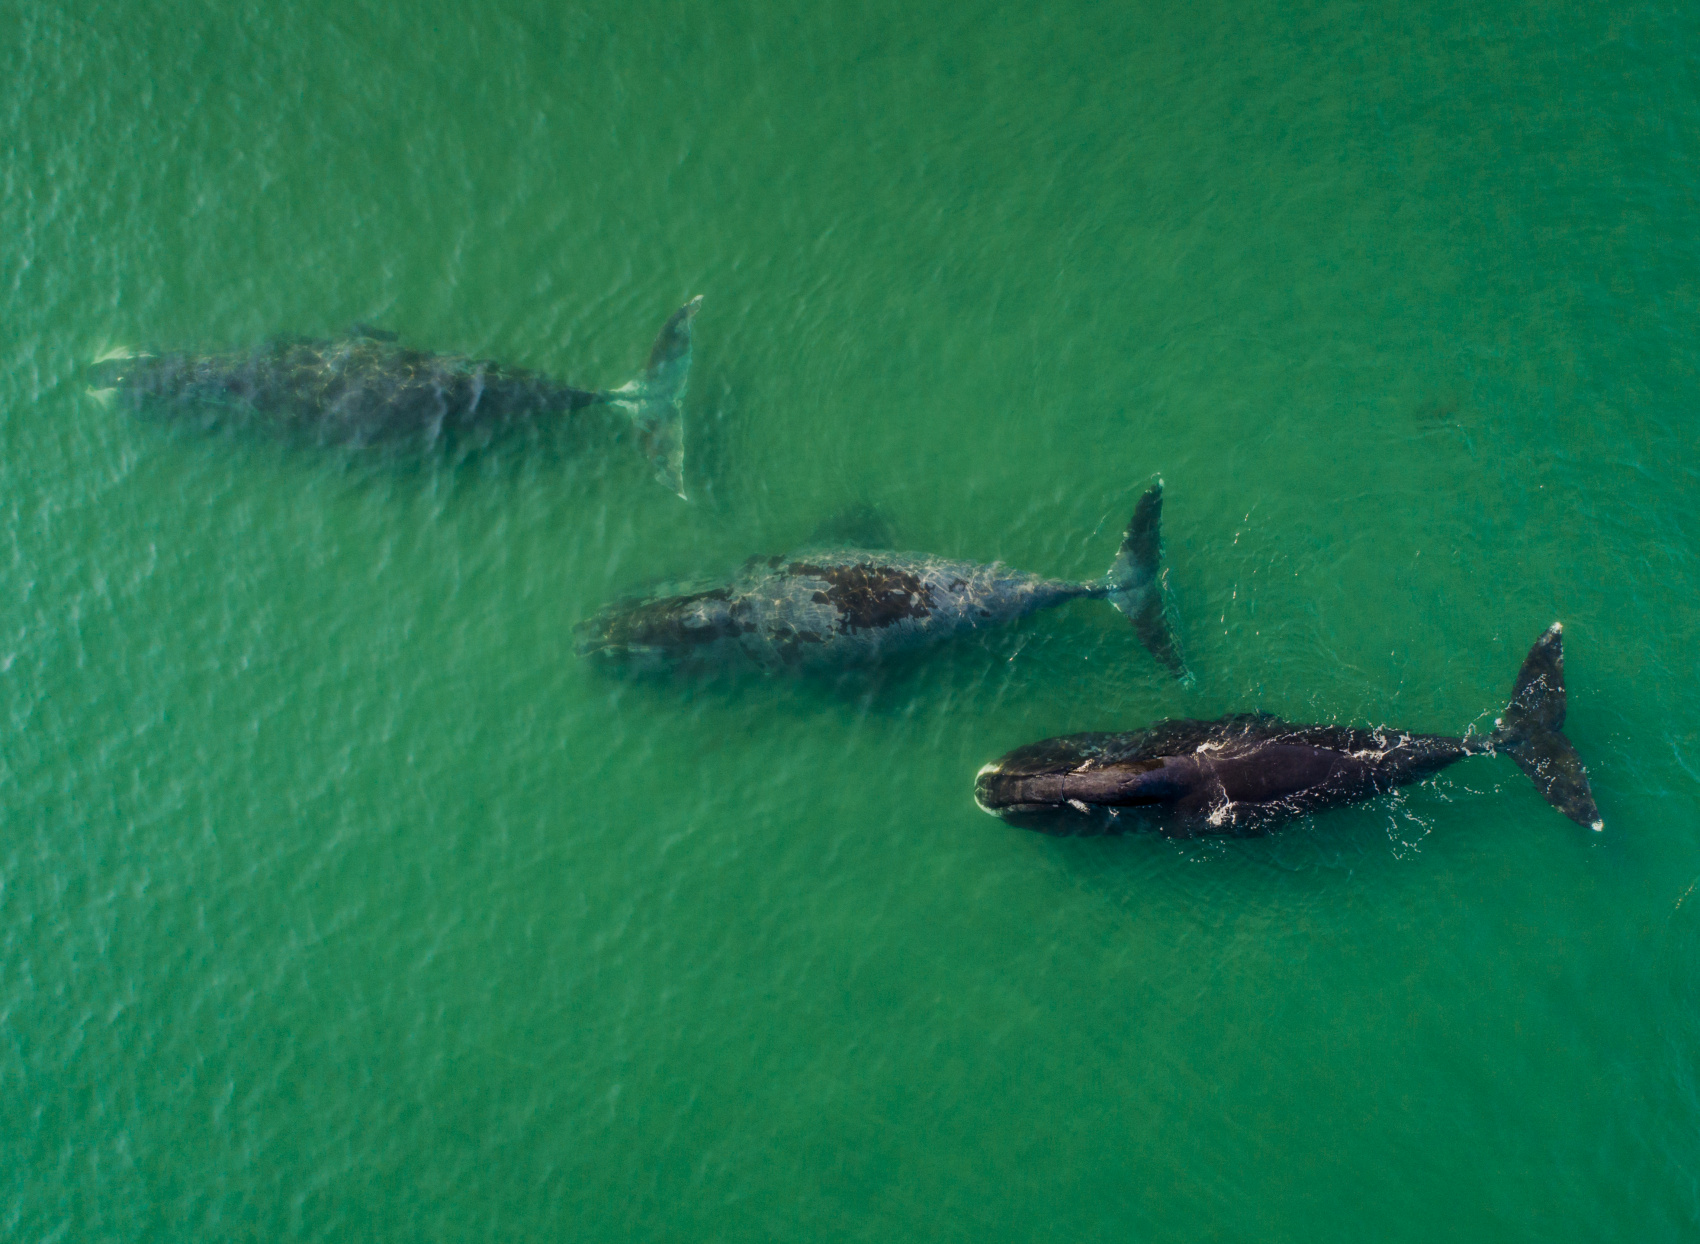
<box><xmin>578</xmin><ymin>482</ymin><xmax>1187</xmax><ymax>678</ymax></box>
<box><xmin>87</xmin><ymin>297</ymin><xmax>702</xmax><ymax>496</ymax></box>
<box><xmin>976</xmin><ymin>623</ymin><xmax>1600</xmax><ymax>835</ymax></box>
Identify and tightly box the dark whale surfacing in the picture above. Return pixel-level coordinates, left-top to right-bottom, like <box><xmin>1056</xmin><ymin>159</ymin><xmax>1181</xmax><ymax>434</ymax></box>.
<box><xmin>87</xmin><ymin>297</ymin><xmax>702</xmax><ymax>496</ymax></box>
<box><xmin>976</xmin><ymin>623</ymin><xmax>1601</xmax><ymax>836</ymax></box>
<box><xmin>577</xmin><ymin>482</ymin><xmax>1188</xmax><ymax>678</ymax></box>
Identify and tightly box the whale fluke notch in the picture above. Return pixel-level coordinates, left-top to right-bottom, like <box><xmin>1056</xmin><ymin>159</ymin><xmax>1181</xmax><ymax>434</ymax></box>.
<box><xmin>1492</xmin><ymin>623</ymin><xmax>1602</xmax><ymax>830</ymax></box>
<box><xmin>1103</xmin><ymin>479</ymin><xmax>1188</xmax><ymax>681</ymax></box>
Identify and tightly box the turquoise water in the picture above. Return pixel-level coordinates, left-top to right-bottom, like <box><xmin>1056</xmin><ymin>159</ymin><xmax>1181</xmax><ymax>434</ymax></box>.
<box><xmin>5</xmin><ymin>0</ymin><xmax>1700</xmax><ymax>1238</ymax></box>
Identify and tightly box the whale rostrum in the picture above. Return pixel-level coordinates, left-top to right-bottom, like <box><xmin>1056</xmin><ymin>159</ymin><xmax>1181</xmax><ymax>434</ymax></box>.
<box><xmin>87</xmin><ymin>297</ymin><xmax>702</xmax><ymax>497</ymax></box>
<box><xmin>976</xmin><ymin>623</ymin><xmax>1601</xmax><ymax>836</ymax></box>
<box><xmin>578</xmin><ymin>482</ymin><xmax>1188</xmax><ymax>678</ymax></box>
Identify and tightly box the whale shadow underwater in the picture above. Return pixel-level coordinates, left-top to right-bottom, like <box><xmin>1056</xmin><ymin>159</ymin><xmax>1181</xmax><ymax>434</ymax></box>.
<box><xmin>86</xmin><ymin>297</ymin><xmax>702</xmax><ymax>498</ymax></box>
<box><xmin>976</xmin><ymin>623</ymin><xmax>1601</xmax><ymax>837</ymax></box>
<box><xmin>576</xmin><ymin>481</ymin><xmax>1190</xmax><ymax>683</ymax></box>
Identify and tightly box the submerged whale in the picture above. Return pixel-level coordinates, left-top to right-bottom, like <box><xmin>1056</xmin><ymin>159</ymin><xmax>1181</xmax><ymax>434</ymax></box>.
<box><xmin>975</xmin><ymin>623</ymin><xmax>1601</xmax><ymax>835</ymax></box>
<box><xmin>577</xmin><ymin>482</ymin><xmax>1188</xmax><ymax>678</ymax></box>
<box><xmin>87</xmin><ymin>297</ymin><xmax>702</xmax><ymax>496</ymax></box>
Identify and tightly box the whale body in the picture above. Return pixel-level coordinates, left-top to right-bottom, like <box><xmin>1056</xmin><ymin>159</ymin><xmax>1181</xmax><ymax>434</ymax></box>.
<box><xmin>578</xmin><ymin>483</ymin><xmax>1188</xmax><ymax>678</ymax></box>
<box><xmin>88</xmin><ymin>297</ymin><xmax>702</xmax><ymax>496</ymax></box>
<box><xmin>976</xmin><ymin>623</ymin><xmax>1600</xmax><ymax>836</ymax></box>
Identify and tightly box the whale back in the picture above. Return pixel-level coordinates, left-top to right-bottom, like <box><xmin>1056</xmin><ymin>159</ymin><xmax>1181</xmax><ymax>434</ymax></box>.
<box><xmin>579</xmin><ymin>547</ymin><xmax>1087</xmax><ymax>672</ymax></box>
<box><xmin>977</xmin><ymin>715</ymin><xmax>1473</xmax><ymax>837</ymax></box>
<box><xmin>91</xmin><ymin>334</ymin><xmax>601</xmax><ymax>440</ymax></box>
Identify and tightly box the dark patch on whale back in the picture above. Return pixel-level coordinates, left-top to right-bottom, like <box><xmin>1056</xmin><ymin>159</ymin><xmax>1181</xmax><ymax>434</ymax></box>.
<box><xmin>807</xmin><ymin>504</ymin><xmax>898</xmax><ymax>551</ymax></box>
<box><xmin>768</xmin><ymin>622</ymin><xmax>829</xmax><ymax>663</ymax></box>
<box><xmin>787</xmin><ymin>561</ymin><xmax>935</xmax><ymax>632</ymax></box>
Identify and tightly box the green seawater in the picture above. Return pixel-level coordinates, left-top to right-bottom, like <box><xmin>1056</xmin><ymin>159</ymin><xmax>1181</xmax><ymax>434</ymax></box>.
<box><xmin>5</xmin><ymin>0</ymin><xmax>1699</xmax><ymax>1238</ymax></box>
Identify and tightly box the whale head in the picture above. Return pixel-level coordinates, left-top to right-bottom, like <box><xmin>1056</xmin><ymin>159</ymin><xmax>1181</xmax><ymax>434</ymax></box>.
<box><xmin>575</xmin><ymin>586</ymin><xmax>741</xmax><ymax>669</ymax></box>
<box><xmin>974</xmin><ymin>736</ymin><xmax>1192</xmax><ymax>834</ymax></box>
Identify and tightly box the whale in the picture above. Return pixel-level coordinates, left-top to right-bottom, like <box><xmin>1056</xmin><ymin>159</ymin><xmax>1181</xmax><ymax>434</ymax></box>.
<box><xmin>975</xmin><ymin>623</ymin><xmax>1601</xmax><ymax>835</ymax></box>
<box><xmin>86</xmin><ymin>297</ymin><xmax>702</xmax><ymax>496</ymax></box>
<box><xmin>577</xmin><ymin>482</ymin><xmax>1188</xmax><ymax>678</ymax></box>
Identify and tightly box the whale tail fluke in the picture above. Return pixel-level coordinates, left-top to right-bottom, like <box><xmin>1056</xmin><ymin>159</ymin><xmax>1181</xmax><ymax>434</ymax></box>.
<box><xmin>1490</xmin><ymin>623</ymin><xmax>1602</xmax><ymax>830</ymax></box>
<box><xmin>1102</xmin><ymin>480</ymin><xmax>1189</xmax><ymax>682</ymax></box>
<box><xmin>610</xmin><ymin>295</ymin><xmax>701</xmax><ymax>498</ymax></box>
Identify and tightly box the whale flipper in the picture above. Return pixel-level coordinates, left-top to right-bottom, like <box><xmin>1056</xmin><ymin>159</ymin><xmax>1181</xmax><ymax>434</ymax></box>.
<box><xmin>610</xmin><ymin>295</ymin><xmax>701</xmax><ymax>499</ymax></box>
<box><xmin>1492</xmin><ymin>623</ymin><xmax>1602</xmax><ymax>830</ymax></box>
<box><xmin>1103</xmin><ymin>481</ymin><xmax>1188</xmax><ymax>681</ymax></box>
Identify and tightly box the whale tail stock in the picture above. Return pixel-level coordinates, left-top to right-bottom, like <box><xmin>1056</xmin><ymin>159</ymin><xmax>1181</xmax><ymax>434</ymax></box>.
<box><xmin>609</xmin><ymin>295</ymin><xmax>702</xmax><ymax>499</ymax></box>
<box><xmin>1102</xmin><ymin>479</ymin><xmax>1190</xmax><ymax>682</ymax></box>
<box><xmin>1490</xmin><ymin>622</ymin><xmax>1602</xmax><ymax>830</ymax></box>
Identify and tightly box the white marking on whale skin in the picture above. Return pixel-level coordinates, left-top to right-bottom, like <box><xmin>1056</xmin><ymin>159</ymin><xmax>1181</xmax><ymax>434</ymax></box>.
<box><xmin>1591</xmin><ymin>819</ymin><xmax>1604</xmax><ymax>832</ymax></box>
<box><xmin>1206</xmin><ymin>801</ymin><xmax>1234</xmax><ymax>828</ymax></box>
<box><xmin>973</xmin><ymin>763</ymin><xmax>1001</xmax><ymax>815</ymax></box>
<box><xmin>1068</xmin><ymin>799</ymin><xmax>1091</xmax><ymax>813</ymax></box>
